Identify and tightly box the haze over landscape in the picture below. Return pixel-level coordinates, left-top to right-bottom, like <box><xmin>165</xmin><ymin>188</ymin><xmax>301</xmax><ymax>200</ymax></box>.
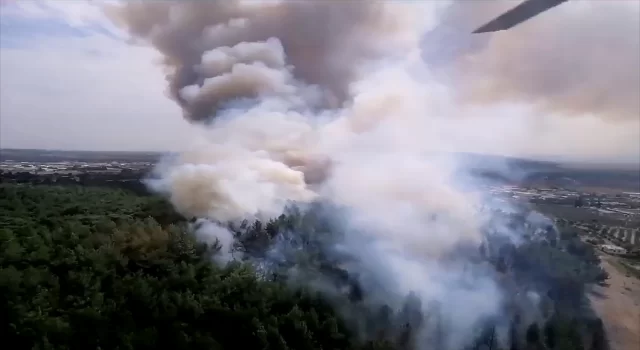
<box><xmin>0</xmin><ymin>0</ymin><xmax>638</xmax><ymax>164</ymax></box>
<box><xmin>1</xmin><ymin>1</ymin><xmax>639</xmax><ymax>350</ymax></box>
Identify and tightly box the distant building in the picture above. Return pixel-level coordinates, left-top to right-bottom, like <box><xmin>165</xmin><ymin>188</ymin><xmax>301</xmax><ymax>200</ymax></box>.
<box><xmin>599</xmin><ymin>244</ymin><xmax>627</xmax><ymax>255</ymax></box>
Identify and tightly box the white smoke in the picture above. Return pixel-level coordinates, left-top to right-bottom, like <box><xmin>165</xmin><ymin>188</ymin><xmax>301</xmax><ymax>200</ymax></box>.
<box><xmin>192</xmin><ymin>219</ymin><xmax>237</xmax><ymax>264</ymax></box>
<box><xmin>107</xmin><ymin>1</ymin><xmax>631</xmax><ymax>349</ymax></box>
<box><xmin>144</xmin><ymin>42</ymin><xmax>505</xmax><ymax>349</ymax></box>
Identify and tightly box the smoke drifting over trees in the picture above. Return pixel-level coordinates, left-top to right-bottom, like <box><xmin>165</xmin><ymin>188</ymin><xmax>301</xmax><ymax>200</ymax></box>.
<box><xmin>102</xmin><ymin>1</ymin><xmax>634</xmax><ymax>349</ymax></box>
<box><xmin>1</xmin><ymin>184</ymin><xmax>609</xmax><ymax>350</ymax></box>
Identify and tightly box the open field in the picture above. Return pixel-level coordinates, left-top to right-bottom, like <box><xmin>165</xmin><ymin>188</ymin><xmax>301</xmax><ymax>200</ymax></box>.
<box><xmin>535</xmin><ymin>204</ymin><xmax>640</xmax><ymax>227</ymax></box>
<box><xmin>589</xmin><ymin>254</ymin><xmax>640</xmax><ymax>350</ymax></box>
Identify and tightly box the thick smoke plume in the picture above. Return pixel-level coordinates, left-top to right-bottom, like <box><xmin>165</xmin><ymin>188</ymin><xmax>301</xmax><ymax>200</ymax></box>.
<box><xmin>108</xmin><ymin>1</ymin><xmax>635</xmax><ymax>349</ymax></box>
<box><xmin>106</xmin><ymin>0</ymin><xmax>420</xmax><ymax>122</ymax></box>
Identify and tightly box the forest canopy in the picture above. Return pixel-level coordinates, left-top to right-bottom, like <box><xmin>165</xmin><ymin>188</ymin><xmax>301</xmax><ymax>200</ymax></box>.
<box><xmin>0</xmin><ymin>184</ymin><xmax>608</xmax><ymax>350</ymax></box>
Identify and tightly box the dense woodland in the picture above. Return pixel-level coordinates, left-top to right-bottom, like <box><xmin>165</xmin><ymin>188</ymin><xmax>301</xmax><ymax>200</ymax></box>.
<box><xmin>0</xmin><ymin>183</ymin><xmax>610</xmax><ymax>350</ymax></box>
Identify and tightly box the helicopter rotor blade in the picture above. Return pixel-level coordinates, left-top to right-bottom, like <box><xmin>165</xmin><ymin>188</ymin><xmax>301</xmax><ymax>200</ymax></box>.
<box><xmin>473</xmin><ymin>0</ymin><xmax>569</xmax><ymax>33</ymax></box>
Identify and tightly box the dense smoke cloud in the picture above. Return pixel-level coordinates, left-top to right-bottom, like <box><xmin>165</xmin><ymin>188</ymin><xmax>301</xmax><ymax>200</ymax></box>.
<box><xmin>106</xmin><ymin>0</ymin><xmax>422</xmax><ymax>122</ymax></box>
<box><xmin>423</xmin><ymin>0</ymin><xmax>640</xmax><ymax>122</ymax></box>
<box><xmin>109</xmin><ymin>1</ymin><xmax>637</xmax><ymax>349</ymax></box>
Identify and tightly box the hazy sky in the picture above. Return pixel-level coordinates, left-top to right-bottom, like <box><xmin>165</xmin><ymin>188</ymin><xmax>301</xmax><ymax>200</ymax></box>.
<box><xmin>0</xmin><ymin>0</ymin><xmax>638</xmax><ymax>164</ymax></box>
<box><xmin>0</xmin><ymin>1</ymin><xmax>198</xmax><ymax>151</ymax></box>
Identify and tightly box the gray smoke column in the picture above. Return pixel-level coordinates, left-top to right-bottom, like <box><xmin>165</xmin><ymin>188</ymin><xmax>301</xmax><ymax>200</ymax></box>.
<box><xmin>423</xmin><ymin>0</ymin><xmax>640</xmax><ymax>121</ymax></box>
<box><xmin>106</xmin><ymin>0</ymin><xmax>417</xmax><ymax>122</ymax></box>
<box><xmin>104</xmin><ymin>1</ymin><xmax>628</xmax><ymax>348</ymax></box>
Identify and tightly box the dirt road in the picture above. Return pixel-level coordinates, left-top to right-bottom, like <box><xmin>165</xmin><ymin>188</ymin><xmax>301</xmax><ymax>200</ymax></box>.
<box><xmin>589</xmin><ymin>254</ymin><xmax>640</xmax><ymax>350</ymax></box>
